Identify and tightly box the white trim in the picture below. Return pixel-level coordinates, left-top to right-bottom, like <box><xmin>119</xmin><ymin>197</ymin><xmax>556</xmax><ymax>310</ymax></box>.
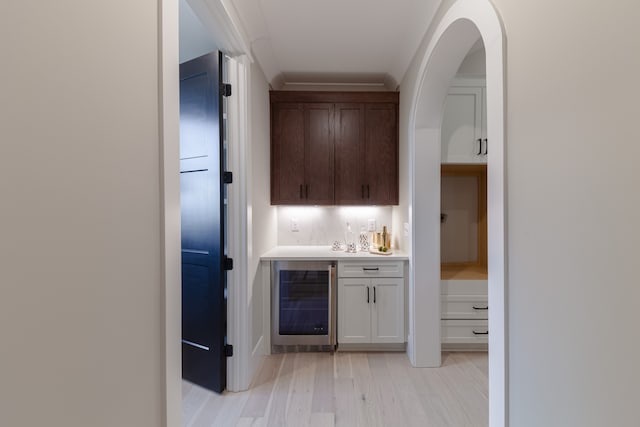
<box><xmin>159</xmin><ymin>0</ymin><xmax>181</xmax><ymax>425</ymax></box>
<box><xmin>186</xmin><ymin>0</ymin><xmax>253</xmax><ymax>60</ymax></box>
<box><xmin>407</xmin><ymin>0</ymin><xmax>507</xmax><ymax>426</ymax></box>
<box><xmin>225</xmin><ymin>55</ymin><xmax>252</xmax><ymax>391</ymax></box>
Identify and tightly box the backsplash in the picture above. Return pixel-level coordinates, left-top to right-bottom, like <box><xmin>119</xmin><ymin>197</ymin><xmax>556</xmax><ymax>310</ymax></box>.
<box><xmin>277</xmin><ymin>206</ymin><xmax>393</xmax><ymax>247</ymax></box>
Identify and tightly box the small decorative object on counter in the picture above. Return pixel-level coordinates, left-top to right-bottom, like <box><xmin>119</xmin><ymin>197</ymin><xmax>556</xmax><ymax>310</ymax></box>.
<box><xmin>344</xmin><ymin>222</ymin><xmax>357</xmax><ymax>253</ymax></box>
<box><xmin>359</xmin><ymin>226</ymin><xmax>370</xmax><ymax>251</ymax></box>
<box><xmin>381</xmin><ymin>225</ymin><xmax>391</xmax><ymax>250</ymax></box>
<box><xmin>332</xmin><ymin>240</ymin><xmax>343</xmax><ymax>251</ymax></box>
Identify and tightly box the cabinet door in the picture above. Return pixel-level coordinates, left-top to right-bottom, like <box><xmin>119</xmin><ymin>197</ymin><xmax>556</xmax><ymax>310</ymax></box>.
<box><xmin>370</xmin><ymin>278</ymin><xmax>404</xmax><ymax>343</ymax></box>
<box><xmin>334</xmin><ymin>103</ymin><xmax>365</xmax><ymax>204</ymax></box>
<box><xmin>338</xmin><ymin>278</ymin><xmax>371</xmax><ymax>344</ymax></box>
<box><xmin>271</xmin><ymin>103</ymin><xmax>305</xmax><ymax>204</ymax></box>
<box><xmin>441</xmin><ymin>87</ymin><xmax>485</xmax><ymax>164</ymax></box>
<box><xmin>364</xmin><ymin>103</ymin><xmax>398</xmax><ymax>204</ymax></box>
<box><xmin>304</xmin><ymin>103</ymin><xmax>334</xmax><ymax>204</ymax></box>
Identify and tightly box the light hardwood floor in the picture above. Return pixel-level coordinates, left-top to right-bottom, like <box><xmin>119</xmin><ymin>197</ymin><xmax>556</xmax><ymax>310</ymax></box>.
<box><xmin>182</xmin><ymin>351</ymin><xmax>488</xmax><ymax>427</ymax></box>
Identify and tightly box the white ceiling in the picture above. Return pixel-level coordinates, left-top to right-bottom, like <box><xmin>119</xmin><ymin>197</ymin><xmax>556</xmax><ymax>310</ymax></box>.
<box><xmin>228</xmin><ymin>0</ymin><xmax>442</xmax><ymax>89</ymax></box>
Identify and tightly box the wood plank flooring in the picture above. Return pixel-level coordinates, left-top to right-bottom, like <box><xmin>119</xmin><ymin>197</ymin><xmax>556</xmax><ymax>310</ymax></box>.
<box><xmin>182</xmin><ymin>352</ymin><xmax>488</xmax><ymax>427</ymax></box>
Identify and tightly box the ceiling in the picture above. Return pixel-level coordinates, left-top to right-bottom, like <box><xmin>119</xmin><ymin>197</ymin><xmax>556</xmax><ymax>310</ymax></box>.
<box><xmin>227</xmin><ymin>0</ymin><xmax>442</xmax><ymax>89</ymax></box>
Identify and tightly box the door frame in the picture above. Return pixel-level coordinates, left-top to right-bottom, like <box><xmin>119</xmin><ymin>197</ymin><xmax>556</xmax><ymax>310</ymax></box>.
<box><xmin>160</xmin><ymin>0</ymin><xmax>508</xmax><ymax>426</ymax></box>
<box><xmin>407</xmin><ymin>1</ymin><xmax>507</xmax><ymax>426</ymax></box>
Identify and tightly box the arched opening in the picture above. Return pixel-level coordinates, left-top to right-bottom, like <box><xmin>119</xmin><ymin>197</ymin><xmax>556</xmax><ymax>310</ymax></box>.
<box><xmin>406</xmin><ymin>1</ymin><xmax>506</xmax><ymax>425</ymax></box>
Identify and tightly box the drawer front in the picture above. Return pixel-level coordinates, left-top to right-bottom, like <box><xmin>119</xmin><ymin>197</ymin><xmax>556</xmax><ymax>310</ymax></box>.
<box><xmin>441</xmin><ymin>319</ymin><xmax>488</xmax><ymax>344</ymax></box>
<box><xmin>441</xmin><ymin>279</ymin><xmax>487</xmax><ymax>296</ymax></box>
<box><xmin>338</xmin><ymin>261</ymin><xmax>404</xmax><ymax>278</ymax></box>
<box><xmin>441</xmin><ymin>295</ymin><xmax>488</xmax><ymax>320</ymax></box>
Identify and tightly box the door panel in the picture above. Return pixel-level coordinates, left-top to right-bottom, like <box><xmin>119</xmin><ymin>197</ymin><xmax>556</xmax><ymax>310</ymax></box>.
<box><xmin>364</xmin><ymin>103</ymin><xmax>397</xmax><ymax>204</ymax></box>
<box><xmin>338</xmin><ymin>279</ymin><xmax>371</xmax><ymax>343</ymax></box>
<box><xmin>304</xmin><ymin>103</ymin><xmax>334</xmax><ymax>204</ymax></box>
<box><xmin>371</xmin><ymin>279</ymin><xmax>404</xmax><ymax>343</ymax></box>
<box><xmin>335</xmin><ymin>103</ymin><xmax>365</xmax><ymax>204</ymax></box>
<box><xmin>271</xmin><ymin>103</ymin><xmax>305</xmax><ymax>204</ymax></box>
<box><xmin>180</xmin><ymin>51</ymin><xmax>226</xmax><ymax>393</ymax></box>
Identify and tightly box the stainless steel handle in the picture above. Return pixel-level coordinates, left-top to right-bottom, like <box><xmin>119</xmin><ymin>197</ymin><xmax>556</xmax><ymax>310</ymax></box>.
<box><xmin>472</xmin><ymin>305</ymin><xmax>488</xmax><ymax>310</ymax></box>
<box><xmin>329</xmin><ymin>264</ymin><xmax>336</xmax><ymax>348</ymax></box>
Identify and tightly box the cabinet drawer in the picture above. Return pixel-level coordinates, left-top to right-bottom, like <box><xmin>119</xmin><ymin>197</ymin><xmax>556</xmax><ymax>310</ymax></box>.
<box><xmin>441</xmin><ymin>279</ymin><xmax>487</xmax><ymax>296</ymax></box>
<box><xmin>338</xmin><ymin>261</ymin><xmax>404</xmax><ymax>278</ymax></box>
<box><xmin>441</xmin><ymin>295</ymin><xmax>488</xmax><ymax>320</ymax></box>
<box><xmin>441</xmin><ymin>320</ymin><xmax>488</xmax><ymax>344</ymax></box>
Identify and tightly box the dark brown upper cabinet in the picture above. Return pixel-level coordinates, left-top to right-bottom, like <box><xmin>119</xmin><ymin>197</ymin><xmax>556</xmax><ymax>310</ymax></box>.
<box><xmin>271</xmin><ymin>102</ymin><xmax>334</xmax><ymax>205</ymax></box>
<box><xmin>270</xmin><ymin>91</ymin><xmax>398</xmax><ymax>205</ymax></box>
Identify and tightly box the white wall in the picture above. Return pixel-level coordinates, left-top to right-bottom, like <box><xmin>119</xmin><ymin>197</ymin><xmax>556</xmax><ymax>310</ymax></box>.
<box><xmin>491</xmin><ymin>1</ymin><xmax>640</xmax><ymax>425</ymax></box>
<box><xmin>400</xmin><ymin>0</ymin><xmax>640</xmax><ymax>425</ymax></box>
<box><xmin>0</xmin><ymin>2</ymin><xmax>164</xmax><ymax>426</ymax></box>
<box><xmin>179</xmin><ymin>0</ymin><xmax>217</xmax><ymax>63</ymax></box>
<box><xmin>247</xmin><ymin>61</ymin><xmax>277</xmax><ymax>360</ymax></box>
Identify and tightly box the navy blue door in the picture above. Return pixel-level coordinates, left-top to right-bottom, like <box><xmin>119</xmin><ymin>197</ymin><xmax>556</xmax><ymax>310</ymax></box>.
<box><xmin>180</xmin><ymin>52</ymin><xmax>227</xmax><ymax>393</ymax></box>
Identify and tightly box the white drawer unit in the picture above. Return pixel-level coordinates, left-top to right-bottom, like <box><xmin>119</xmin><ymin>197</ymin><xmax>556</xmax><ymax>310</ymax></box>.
<box><xmin>441</xmin><ymin>295</ymin><xmax>489</xmax><ymax>320</ymax></box>
<box><xmin>338</xmin><ymin>261</ymin><xmax>405</xmax><ymax>347</ymax></box>
<box><xmin>338</xmin><ymin>260</ymin><xmax>404</xmax><ymax>278</ymax></box>
<box><xmin>441</xmin><ymin>279</ymin><xmax>488</xmax><ymax>348</ymax></box>
<box><xmin>441</xmin><ymin>320</ymin><xmax>489</xmax><ymax>344</ymax></box>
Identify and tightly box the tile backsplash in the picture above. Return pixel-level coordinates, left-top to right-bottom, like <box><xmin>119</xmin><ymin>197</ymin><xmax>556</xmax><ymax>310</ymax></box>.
<box><xmin>277</xmin><ymin>206</ymin><xmax>393</xmax><ymax>247</ymax></box>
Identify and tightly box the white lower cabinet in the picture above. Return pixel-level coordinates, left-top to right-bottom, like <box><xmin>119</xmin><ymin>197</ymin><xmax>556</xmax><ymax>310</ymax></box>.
<box><xmin>338</xmin><ymin>262</ymin><xmax>405</xmax><ymax>345</ymax></box>
<box><xmin>441</xmin><ymin>279</ymin><xmax>488</xmax><ymax>347</ymax></box>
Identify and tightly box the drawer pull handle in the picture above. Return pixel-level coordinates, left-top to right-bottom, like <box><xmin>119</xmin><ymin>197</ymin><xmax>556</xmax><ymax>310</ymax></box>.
<box><xmin>472</xmin><ymin>330</ymin><xmax>489</xmax><ymax>335</ymax></box>
<box><xmin>472</xmin><ymin>305</ymin><xmax>488</xmax><ymax>310</ymax></box>
<box><xmin>363</xmin><ymin>267</ymin><xmax>379</xmax><ymax>271</ymax></box>
<box><xmin>366</xmin><ymin>287</ymin><xmax>370</xmax><ymax>303</ymax></box>
<box><xmin>373</xmin><ymin>286</ymin><xmax>376</xmax><ymax>303</ymax></box>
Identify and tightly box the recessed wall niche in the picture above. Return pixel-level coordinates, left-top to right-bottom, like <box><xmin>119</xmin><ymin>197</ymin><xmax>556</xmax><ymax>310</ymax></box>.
<box><xmin>440</xmin><ymin>164</ymin><xmax>487</xmax><ymax>279</ymax></box>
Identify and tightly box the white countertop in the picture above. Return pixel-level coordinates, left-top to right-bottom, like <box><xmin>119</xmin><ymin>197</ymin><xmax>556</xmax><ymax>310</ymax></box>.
<box><xmin>261</xmin><ymin>245</ymin><xmax>409</xmax><ymax>261</ymax></box>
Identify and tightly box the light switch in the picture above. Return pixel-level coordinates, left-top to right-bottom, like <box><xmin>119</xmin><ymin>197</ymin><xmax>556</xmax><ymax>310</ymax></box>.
<box><xmin>367</xmin><ymin>219</ymin><xmax>376</xmax><ymax>232</ymax></box>
<box><xmin>403</xmin><ymin>222</ymin><xmax>409</xmax><ymax>237</ymax></box>
<box><xmin>291</xmin><ymin>218</ymin><xmax>299</xmax><ymax>232</ymax></box>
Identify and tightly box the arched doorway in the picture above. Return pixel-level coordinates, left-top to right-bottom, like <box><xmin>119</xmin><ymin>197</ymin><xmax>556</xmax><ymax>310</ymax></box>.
<box><xmin>406</xmin><ymin>1</ymin><xmax>507</xmax><ymax>425</ymax></box>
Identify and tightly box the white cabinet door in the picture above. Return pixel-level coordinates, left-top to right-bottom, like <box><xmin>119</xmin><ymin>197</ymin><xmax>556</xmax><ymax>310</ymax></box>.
<box><xmin>371</xmin><ymin>278</ymin><xmax>405</xmax><ymax>343</ymax></box>
<box><xmin>338</xmin><ymin>278</ymin><xmax>371</xmax><ymax>344</ymax></box>
<box><xmin>441</xmin><ymin>87</ymin><xmax>486</xmax><ymax>164</ymax></box>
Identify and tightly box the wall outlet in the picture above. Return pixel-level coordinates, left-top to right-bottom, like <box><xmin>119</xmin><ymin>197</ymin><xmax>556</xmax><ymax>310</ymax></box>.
<box><xmin>290</xmin><ymin>218</ymin><xmax>299</xmax><ymax>232</ymax></box>
<box><xmin>403</xmin><ymin>222</ymin><xmax>410</xmax><ymax>237</ymax></box>
<box><xmin>367</xmin><ymin>219</ymin><xmax>376</xmax><ymax>232</ymax></box>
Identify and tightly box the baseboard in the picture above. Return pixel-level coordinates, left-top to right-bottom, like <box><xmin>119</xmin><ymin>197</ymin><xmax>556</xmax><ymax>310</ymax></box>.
<box><xmin>442</xmin><ymin>342</ymin><xmax>488</xmax><ymax>351</ymax></box>
<box><xmin>337</xmin><ymin>342</ymin><xmax>406</xmax><ymax>352</ymax></box>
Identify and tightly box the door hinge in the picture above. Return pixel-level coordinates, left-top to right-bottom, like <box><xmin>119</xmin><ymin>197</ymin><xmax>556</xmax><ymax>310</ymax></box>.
<box><xmin>223</xmin><ymin>171</ymin><xmax>233</xmax><ymax>184</ymax></box>
<box><xmin>223</xmin><ymin>256</ymin><xmax>233</xmax><ymax>271</ymax></box>
<box><xmin>221</xmin><ymin>83</ymin><xmax>232</xmax><ymax>97</ymax></box>
<box><xmin>224</xmin><ymin>344</ymin><xmax>233</xmax><ymax>357</ymax></box>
